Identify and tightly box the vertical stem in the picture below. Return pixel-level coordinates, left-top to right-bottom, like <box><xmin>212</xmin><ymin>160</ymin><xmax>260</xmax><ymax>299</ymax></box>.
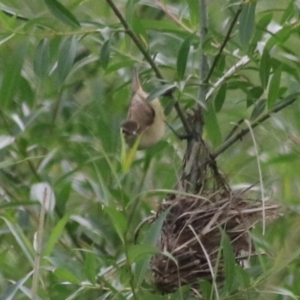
<box><xmin>31</xmin><ymin>189</ymin><xmax>47</xmax><ymax>300</ymax></box>
<box><xmin>186</xmin><ymin>0</ymin><xmax>209</xmax><ymax>192</ymax></box>
<box><xmin>199</xmin><ymin>0</ymin><xmax>209</xmax><ymax>108</ymax></box>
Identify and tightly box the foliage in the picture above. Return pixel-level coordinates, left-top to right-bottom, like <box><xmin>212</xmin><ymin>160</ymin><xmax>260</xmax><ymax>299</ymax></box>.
<box><xmin>0</xmin><ymin>0</ymin><xmax>300</xmax><ymax>299</ymax></box>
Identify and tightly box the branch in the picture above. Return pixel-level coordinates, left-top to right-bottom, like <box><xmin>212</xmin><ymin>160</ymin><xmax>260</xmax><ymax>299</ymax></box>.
<box><xmin>105</xmin><ymin>0</ymin><xmax>191</xmax><ymax>135</ymax></box>
<box><xmin>185</xmin><ymin>0</ymin><xmax>209</xmax><ymax>193</ymax></box>
<box><xmin>210</xmin><ymin>92</ymin><xmax>300</xmax><ymax>159</ymax></box>
<box><xmin>205</xmin><ymin>55</ymin><xmax>250</xmax><ymax>101</ymax></box>
<box><xmin>105</xmin><ymin>0</ymin><xmax>161</xmax><ymax>79</ymax></box>
<box><xmin>156</xmin><ymin>1</ymin><xmax>194</xmax><ymax>34</ymax></box>
<box><xmin>204</xmin><ymin>3</ymin><xmax>243</xmax><ymax>84</ymax></box>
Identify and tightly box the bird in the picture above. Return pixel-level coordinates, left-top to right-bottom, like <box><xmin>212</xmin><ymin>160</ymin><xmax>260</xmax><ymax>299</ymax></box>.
<box><xmin>121</xmin><ymin>69</ymin><xmax>165</xmax><ymax>149</ymax></box>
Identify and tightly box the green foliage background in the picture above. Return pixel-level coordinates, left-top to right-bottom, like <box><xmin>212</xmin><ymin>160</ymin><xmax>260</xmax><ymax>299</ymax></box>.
<box><xmin>0</xmin><ymin>0</ymin><xmax>300</xmax><ymax>299</ymax></box>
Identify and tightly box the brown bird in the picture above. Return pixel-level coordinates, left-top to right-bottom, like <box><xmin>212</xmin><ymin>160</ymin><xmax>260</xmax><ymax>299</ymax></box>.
<box><xmin>121</xmin><ymin>70</ymin><xmax>165</xmax><ymax>149</ymax></box>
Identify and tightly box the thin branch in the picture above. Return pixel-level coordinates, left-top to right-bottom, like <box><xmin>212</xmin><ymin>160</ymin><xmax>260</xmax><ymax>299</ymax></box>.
<box><xmin>205</xmin><ymin>55</ymin><xmax>250</xmax><ymax>101</ymax></box>
<box><xmin>186</xmin><ymin>0</ymin><xmax>209</xmax><ymax>193</ymax></box>
<box><xmin>199</xmin><ymin>0</ymin><xmax>209</xmax><ymax>98</ymax></box>
<box><xmin>224</xmin><ymin>118</ymin><xmax>244</xmax><ymax>141</ymax></box>
<box><xmin>31</xmin><ymin>188</ymin><xmax>47</xmax><ymax>300</ymax></box>
<box><xmin>105</xmin><ymin>0</ymin><xmax>191</xmax><ymax>135</ymax></box>
<box><xmin>204</xmin><ymin>3</ymin><xmax>243</xmax><ymax>84</ymax></box>
<box><xmin>105</xmin><ymin>0</ymin><xmax>161</xmax><ymax>79</ymax></box>
<box><xmin>210</xmin><ymin>92</ymin><xmax>300</xmax><ymax>159</ymax></box>
<box><xmin>244</xmin><ymin>119</ymin><xmax>266</xmax><ymax>235</ymax></box>
<box><xmin>156</xmin><ymin>1</ymin><xmax>194</xmax><ymax>34</ymax></box>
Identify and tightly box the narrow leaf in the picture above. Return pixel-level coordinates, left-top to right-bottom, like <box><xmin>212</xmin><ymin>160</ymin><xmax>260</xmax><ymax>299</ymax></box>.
<box><xmin>281</xmin><ymin>1</ymin><xmax>293</xmax><ymax>24</ymax></box>
<box><xmin>56</xmin><ymin>36</ymin><xmax>77</xmax><ymax>83</ymax></box>
<box><xmin>1</xmin><ymin>217</ymin><xmax>34</xmax><ymax>264</ymax></box>
<box><xmin>105</xmin><ymin>207</ymin><xmax>127</xmax><ymax>243</ymax></box>
<box><xmin>54</xmin><ymin>268</ymin><xmax>81</xmax><ymax>284</ymax></box>
<box><xmin>267</xmin><ymin>65</ymin><xmax>282</xmax><ymax>109</ymax></box>
<box><xmin>100</xmin><ymin>39</ymin><xmax>111</xmax><ymax>70</ymax></box>
<box><xmin>214</xmin><ymin>83</ymin><xmax>227</xmax><ymax>112</ymax></box>
<box><xmin>251</xmin><ymin>99</ymin><xmax>266</xmax><ymax>120</ymax></box>
<box><xmin>0</xmin><ymin>271</ymin><xmax>33</xmax><ymax>300</ymax></box>
<box><xmin>199</xmin><ymin>280</ymin><xmax>213</xmax><ymax>300</ymax></box>
<box><xmin>239</xmin><ymin>2</ymin><xmax>256</xmax><ymax>46</ymax></box>
<box><xmin>259</xmin><ymin>49</ymin><xmax>271</xmax><ymax>89</ymax></box>
<box><xmin>44</xmin><ymin>0</ymin><xmax>80</xmax><ymax>28</ymax></box>
<box><xmin>134</xmin><ymin>207</ymin><xmax>172</xmax><ymax>287</ymax></box>
<box><xmin>33</xmin><ymin>39</ymin><xmax>50</xmax><ymax>80</ymax></box>
<box><xmin>0</xmin><ymin>42</ymin><xmax>28</xmax><ymax>108</ymax></box>
<box><xmin>187</xmin><ymin>0</ymin><xmax>200</xmax><ymax>27</ymax></box>
<box><xmin>147</xmin><ymin>84</ymin><xmax>176</xmax><ymax>102</ymax></box>
<box><xmin>222</xmin><ymin>233</ymin><xmax>236</xmax><ymax>293</ymax></box>
<box><xmin>121</xmin><ymin>133</ymin><xmax>142</xmax><ymax>174</ymax></box>
<box><xmin>83</xmin><ymin>252</ymin><xmax>97</xmax><ymax>284</ymax></box>
<box><xmin>204</xmin><ymin>101</ymin><xmax>222</xmax><ymax>147</ymax></box>
<box><xmin>177</xmin><ymin>35</ymin><xmax>192</xmax><ymax>80</ymax></box>
<box><xmin>44</xmin><ymin>211</ymin><xmax>73</xmax><ymax>256</ymax></box>
<box><xmin>128</xmin><ymin>244</ymin><xmax>158</xmax><ymax>264</ymax></box>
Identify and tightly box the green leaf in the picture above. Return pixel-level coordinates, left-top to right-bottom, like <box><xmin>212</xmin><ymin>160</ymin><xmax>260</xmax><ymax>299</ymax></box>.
<box><xmin>199</xmin><ymin>280</ymin><xmax>213</xmax><ymax>300</ymax></box>
<box><xmin>56</xmin><ymin>36</ymin><xmax>78</xmax><ymax>84</ymax></box>
<box><xmin>44</xmin><ymin>0</ymin><xmax>80</xmax><ymax>28</ymax></box>
<box><xmin>128</xmin><ymin>244</ymin><xmax>158</xmax><ymax>264</ymax></box>
<box><xmin>140</xmin><ymin>19</ymin><xmax>185</xmax><ymax>34</ymax></box>
<box><xmin>105</xmin><ymin>207</ymin><xmax>127</xmax><ymax>243</ymax></box>
<box><xmin>281</xmin><ymin>1</ymin><xmax>294</xmax><ymax>24</ymax></box>
<box><xmin>259</xmin><ymin>49</ymin><xmax>271</xmax><ymax>89</ymax></box>
<box><xmin>0</xmin><ymin>271</ymin><xmax>35</xmax><ymax>300</ymax></box>
<box><xmin>204</xmin><ymin>101</ymin><xmax>222</xmax><ymax>147</ymax></box>
<box><xmin>239</xmin><ymin>2</ymin><xmax>256</xmax><ymax>46</ymax></box>
<box><xmin>53</xmin><ymin>268</ymin><xmax>81</xmax><ymax>284</ymax></box>
<box><xmin>0</xmin><ymin>7</ymin><xmax>18</xmax><ymax>29</ymax></box>
<box><xmin>100</xmin><ymin>39</ymin><xmax>111</xmax><ymax>70</ymax></box>
<box><xmin>83</xmin><ymin>252</ymin><xmax>97</xmax><ymax>284</ymax></box>
<box><xmin>1</xmin><ymin>217</ymin><xmax>34</xmax><ymax>264</ymax></box>
<box><xmin>0</xmin><ymin>41</ymin><xmax>28</xmax><ymax>108</ymax></box>
<box><xmin>247</xmin><ymin>86</ymin><xmax>264</xmax><ymax>108</ymax></box>
<box><xmin>134</xmin><ymin>207</ymin><xmax>172</xmax><ymax>287</ymax></box>
<box><xmin>251</xmin><ymin>99</ymin><xmax>266</xmax><ymax>120</ymax></box>
<box><xmin>214</xmin><ymin>83</ymin><xmax>227</xmax><ymax>112</ymax></box>
<box><xmin>235</xmin><ymin>264</ymin><xmax>250</xmax><ymax>288</ymax></box>
<box><xmin>0</xmin><ymin>160</ymin><xmax>16</xmax><ymax>169</ymax></box>
<box><xmin>33</xmin><ymin>39</ymin><xmax>50</xmax><ymax>80</ymax></box>
<box><xmin>147</xmin><ymin>84</ymin><xmax>176</xmax><ymax>102</ymax></box>
<box><xmin>222</xmin><ymin>233</ymin><xmax>236</xmax><ymax>293</ymax></box>
<box><xmin>120</xmin><ymin>131</ymin><xmax>142</xmax><ymax>174</ymax></box>
<box><xmin>177</xmin><ymin>35</ymin><xmax>192</xmax><ymax>80</ymax></box>
<box><xmin>187</xmin><ymin>0</ymin><xmax>200</xmax><ymax>27</ymax></box>
<box><xmin>44</xmin><ymin>211</ymin><xmax>73</xmax><ymax>256</ymax></box>
<box><xmin>125</xmin><ymin>0</ymin><xmax>138</xmax><ymax>26</ymax></box>
<box><xmin>267</xmin><ymin>65</ymin><xmax>282</xmax><ymax>109</ymax></box>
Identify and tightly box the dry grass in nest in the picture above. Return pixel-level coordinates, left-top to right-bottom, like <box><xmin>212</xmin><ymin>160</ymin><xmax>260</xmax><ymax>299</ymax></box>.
<box><xmin>151</xmin><ymin>185</ymin><xmax>279</xmax><ymax>293</ymax></box>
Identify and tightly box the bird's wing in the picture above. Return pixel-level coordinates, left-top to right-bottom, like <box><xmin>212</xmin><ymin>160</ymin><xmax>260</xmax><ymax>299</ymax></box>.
<box><xmin>127</xmin><ymin>94</ymin><xmax>155</xmax><ymax>133</ymax></box>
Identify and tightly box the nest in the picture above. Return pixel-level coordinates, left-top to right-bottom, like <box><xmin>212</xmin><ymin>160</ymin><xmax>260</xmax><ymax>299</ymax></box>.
<box><xmin>151</xmin><ymin>156</ymin><xmax>279</xmax><ymax>293</ymax></box>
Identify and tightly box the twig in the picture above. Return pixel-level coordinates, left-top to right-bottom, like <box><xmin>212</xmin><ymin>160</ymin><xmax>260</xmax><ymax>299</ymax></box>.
<box><xmin>224</xmin><ymin>118</ymin><xmax>244</xmax><ymax>141</ymax></box>
<box><xmin>156</xmin><ymin>1</ymin><xmax>194</xmax><ymax>34</ymax></box>
<box><xmin>31</xmin><ymin>188</ymin><xmax>47</xmax><ymax>300</ymax></box>
<box><xmin>244</xmin><ymin>120</ymin><xmax>266</xmax><ymax>235</ymax></box>
<box><xmin>105</xmin><ymin>0</ymin><xmax>161</xmax><ymax>79</ymax></box>
<box><xmin>204</xmin><ymin>3</ymin><xmax>243</xmax><ymax>84</ymax></box>
<box><xmin>186</xmin><ymin>0</ymin><xmax>209</xmax><ymax>193</ymax></box>
<box><xmin>105</xmin><ymin>0</ymin><xmax>191</xmax><ymax>135</ymax></box>
<box><xmin>205</xmin><ymin>55</ymin><xmax>250</xmax><ymax>101</ymax></box>
<box><xmin>210</xmin><ymin>92</ymin><xmax>300</xmax><ymax>159</ymax></box>
<box><xmin>199</xmin><ymin>0</ymin><xmax>209</xmax><ymax>106</ymax></box>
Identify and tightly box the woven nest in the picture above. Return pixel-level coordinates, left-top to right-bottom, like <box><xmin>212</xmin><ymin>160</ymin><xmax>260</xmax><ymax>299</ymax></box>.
<box><xmin>151</xmin><ymin>159</ymin><xmax>278</xmax><ymax>293</ymax></box>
